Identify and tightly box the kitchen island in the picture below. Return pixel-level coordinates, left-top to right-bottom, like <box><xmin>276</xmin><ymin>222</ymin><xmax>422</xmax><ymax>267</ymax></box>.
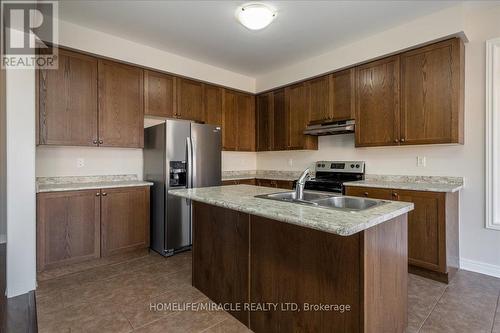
<box><xmin>169</xmin><ymin>185</ymin><xmax>414</xmax><ymax>333</ymax></box>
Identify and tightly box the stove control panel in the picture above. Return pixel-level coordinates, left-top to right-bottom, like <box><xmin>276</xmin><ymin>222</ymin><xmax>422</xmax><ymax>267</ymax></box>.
<box><xmin>315</xmin><ymin>161</ymin><xmax>365</xmax><ymax>173</ymax></box>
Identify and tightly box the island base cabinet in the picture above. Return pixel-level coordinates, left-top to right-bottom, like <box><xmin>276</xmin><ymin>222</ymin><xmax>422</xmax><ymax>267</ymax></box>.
<box><xmin>191</xmin><ymin>201</ymin><xmax>408</xmax><ymax>333</ymax></box>
<box><xmin>192</xmin><ymin>202</ymin><xmax>249</xmax><ymax>325</ymax></box>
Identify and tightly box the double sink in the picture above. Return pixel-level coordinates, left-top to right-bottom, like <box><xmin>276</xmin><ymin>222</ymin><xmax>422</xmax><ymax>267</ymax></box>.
<box><xmin>255</xmin><ymin>190</ymin><xmax>387</xmax><ymax>211</ymax></box>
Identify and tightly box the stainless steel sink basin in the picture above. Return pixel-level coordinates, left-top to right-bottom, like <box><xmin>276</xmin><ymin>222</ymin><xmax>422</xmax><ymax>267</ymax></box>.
<box><xmin>312</xmin><ymin>196</ymin><xmax>382</xmax><ymax>211</ymax></box>
<box><xmin>255</xmin><ymin>191</ymin><xmax>387</xmax><ymax>211</ymax></box>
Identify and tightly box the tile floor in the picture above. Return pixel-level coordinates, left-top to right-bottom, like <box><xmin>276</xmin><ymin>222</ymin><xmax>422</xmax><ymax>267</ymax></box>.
<box><xmin>36</xmin><ymin>249</ymin><xmax>500</xmax><ymax>333</ymax></box>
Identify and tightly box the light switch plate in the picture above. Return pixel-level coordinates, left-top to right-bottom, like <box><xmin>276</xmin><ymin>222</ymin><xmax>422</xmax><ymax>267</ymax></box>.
<box><xmin>417</xmin><ymin>156</ymin><xmax>426</xmax><ymax>167</ymax></box>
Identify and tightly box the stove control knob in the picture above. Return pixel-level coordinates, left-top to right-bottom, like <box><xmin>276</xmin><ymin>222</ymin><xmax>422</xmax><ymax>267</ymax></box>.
<box><xmin>322</xmin><ymin>164</ymin><xmax>325</xmax><ymax>167</ymax></box>
<box><xmin>350</xmin><ymin>164</ymin><xmax>355</xmax><ymax>168</ymax></box>
<box><xmin>355</xmin><ymin>164</ymin><xmax>360</xmax><ymax>168</ymax></box>
<box><xmin>317</xmin><ymin>163</ymin><xmax>321</xmax><ymax>168</ymax></box>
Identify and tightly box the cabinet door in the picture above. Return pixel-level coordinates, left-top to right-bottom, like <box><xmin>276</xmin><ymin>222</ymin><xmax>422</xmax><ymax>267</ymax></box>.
<box><xmin>256</xmin><ymin>93</ymin><xmax>273</xmax><ymax>151</ymax></box>
<box><xmin>285</xmin><ymin>82</ymin><xmax>317</xmax><ymax>150</ymax></box>
<box><xmin>401</xmin><ymin>38</ymin><xmax>464</xmax><ymax>145</ymax></box>
<box><xmin>176</xmin><ymin>78</ymin><xmax>204</xmax><ymax>122</ymax></box>
<box><xmin>144</xmin><ymin>70</ymin><xmax>174</xmax><ymax>118</ymax></box>
<box><xmin>222</xmin><ymin>90</ymin><xmax>238</xmax><ymax>150</ymax></box>
<box><xmin>101</xmin><ymin>187</ymin><xmax>150</xmax><ymax>256</ymax></box>
<box><xmin>275</xmin><ymin>180</ymin><xmax>294</xmax><ymax>190</ymax></box>
<box><xmin>308</xmin><ymin>75</ymin><xmax>332</xmax><ymax>124</ymax></box>
<box><xmin>204</xmin><ymin>85</ymin><xmax>222</xmax><ymax>126</ymax></box>
<box><xmin>238</xmin><ymin>178</ymin><xmax>256</xmax><ymax>185</ymax></box>
<box><xmin>256</xmin><ymin>179</ymin><xmax>277</xmax><ymax>188</ymax></box>
<box><xmin>345</xmin><ymin>186</ymin><xmax>393</xmax><ymax>200</ymax></box>
<box><xmin>37</xmin><ymin>190</ymin><xmax>100</xmax><ymax>271</ymax></box>
<box><xmin>192</xmin><ymin>202</ymin><xmax>250</xmax><ymax>324</ymax></box>
<box><xmin>98</xmin><ymin>60</ymin><xmax>144</xmax><ymax>148</ymax></box>
<box><xmin>396</xmin><ymin>190</ymin><xmax>445</xmax><ymax>272</ymax></box>
<box><xmin>272</xmin><ymin>89</ymin><xmax>287</xmax><ymax>151</ymax></box>
<box><xmin>331</xmin><ymin>68</ymin><xmax>355</xmax><ymax>121</ymax></box>
<box><xmin>355</xmin><ymin>56</ymin><xmax>400</xmax><ymax>147</ymax></box>
<box><xmin>237</xmin><ymin>93</ymin><xmax>255</xmax><ymax>151</ymax></box>
<box><xmin>38</xmin><ymin>49</ymin><xmax>98</xmax><ymax>146</ymax></box>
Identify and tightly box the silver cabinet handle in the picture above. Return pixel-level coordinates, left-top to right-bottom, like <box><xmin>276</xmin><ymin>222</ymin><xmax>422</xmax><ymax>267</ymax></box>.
<box><xmin>96</xmin><ymin>192</ymin><xmax>101</xmax><ymax>197</ymax></box>
<box><xmin>98</xmin><ymin>139</ymin><xmax>103</xmax><ymax>144</ymax></box>
<box><xmin>102</xmin><ymin>192</ymin><xmax>107</xmax><ymax>196</ymax></box>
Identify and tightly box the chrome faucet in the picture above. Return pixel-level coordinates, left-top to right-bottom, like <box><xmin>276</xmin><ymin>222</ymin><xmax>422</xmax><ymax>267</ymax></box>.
<box><xmin>295</xmin><ymin>168</ymin><xmax>312</xmax><ymax>200</ymax></box>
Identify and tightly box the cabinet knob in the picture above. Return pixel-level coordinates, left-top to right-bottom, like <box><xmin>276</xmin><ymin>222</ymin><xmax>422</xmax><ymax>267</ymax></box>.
<box><xmin>98</xmin><ymin>139</ymin><xmax>103</xmax><ymax>144</ymax></box>
<box><xmin>400</xmin><ymin>138</ymin><xmax>406</xmax><ymax>143</ymax></box>
<box><xmin>363</xmin><ymin>192</ymin><xmax>369</xmax><ymax>197</ymax></box>
<box><xmin>102</xmin><ymin>192</ymin><xmax>107</xmax><ymax>196</ymax></box>
<box><xmin>394</xmin><ymin>139</ymin><xmax>399</xmax><ymax>143</ymax></box>
<box><xmin>96</xmin><ymin>192</ymin><xmax>101</xmax><ymax>196</ymax></box>
<box><xmin>93</xmin><ymin>139</ymin><xmax>98</xmax><ymax>145</ymax></box>
<box><xmin>392</xmin><ymin>192</ymin><xmax>399</xmax><ymax>199</ymax></box>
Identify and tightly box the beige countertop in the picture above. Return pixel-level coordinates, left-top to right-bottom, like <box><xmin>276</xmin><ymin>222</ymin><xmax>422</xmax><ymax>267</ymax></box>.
<box><xmin>36</xmin><ymin>175</ymin><xmax>153</xmax><ymax>193</ymax></box>
<box><xmin>344</xmin><ymin>175</ymin><xmax>463</xmax><ymax>193</ymax></box>
<box><xmin>169</xmin><ymin>185</ymin><xmax>413</xmax><ymax>236</ymax></box>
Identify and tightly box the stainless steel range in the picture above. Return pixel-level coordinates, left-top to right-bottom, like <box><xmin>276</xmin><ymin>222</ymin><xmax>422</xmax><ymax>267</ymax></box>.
<box><xmin>303</xmin><ymin>161</ymin><xmax>365</xmax><ymax>194</ymax></box>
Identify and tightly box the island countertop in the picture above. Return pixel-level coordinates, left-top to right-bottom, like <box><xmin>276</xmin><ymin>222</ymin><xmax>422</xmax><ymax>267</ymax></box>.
<box><xmin>169</xmin><ymin>185</ymin><xmax>414</xmax><ymax>236</ymax></box>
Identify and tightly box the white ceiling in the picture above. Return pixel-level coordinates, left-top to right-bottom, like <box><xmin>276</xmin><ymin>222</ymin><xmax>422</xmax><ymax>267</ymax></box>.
<box><xmin>59</xmin><ymin>1</ymin><xmax>460</xmax><ymax>77</ymax></box>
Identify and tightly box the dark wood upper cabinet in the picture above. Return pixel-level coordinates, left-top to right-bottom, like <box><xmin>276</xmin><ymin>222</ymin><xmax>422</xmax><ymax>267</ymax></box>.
<box><xmin>401</xmin><ymin>38</ymin><xmax>464</xmax><ymax>145</ymax></box>
<box><xmin>37</xmin><ymin>190</ymin><xmax>100</xmax><ymax>271</ymax></box>
<box><xmin>308</xmin><ymin>69</ymin><xmax>355</xmax><ymax>125</ymax></box>
<box><xmin>144</xmin><ymin>69</ymin><xmax>175</xmax><ymax>118</ymax></box>
<box><xmin>204</xmin><ymin>84</ymin><xmax>223</xmax><ymax>126</ymax></box>
<box><xmin>38</xmin><ymin>49</ymin><xmax>98</xmax><ymax>146</ymax></box>
<box><xmin>331</xmin><ymin>68</ymin><xmax>356</xmax><ymax>121</ymax></box>
<box><xmin>256</xmin><ymin>93</ymin><xmax>273</xmax><ymax>151</ymax></box>
<box><xmin>100</xmin><ymin>187</ymin><xmax>150</xmax><ymax>257</ymax></box>
<box><xmin>355</xmin><ymin>55</ymin><xmax>400</xmax><ymax>147</ymax></box>
<box><xmin>98</xmin><ymin>59</ymin><xmax>144</xmax><ymax>148</ymax></box>
<box><xmin>285</xmin><ymin>82</ymin><xmax>318</xmax><ymax>150</ymax></box>
<box><xmin>222</xmin><ymin>89</ymin><xmax>238</xmax><ymax>151</ymax></box>
<box><xmin>237</xmin><ymin>92</ymin><xmax>256</xmax><ymax>151</ymax></box>
<box><xmin>222</xmin><ymin>90</ymin><xmax>255</xmax><ymax>151</ymax></box>
<box><xmin>308</xmin><ymin>75</ymin><xmax>332</xmax><ymax>124</ymax></box>
<box><xmin>176</xmin><ymin>78</ymin><xmax>205</xmax><ymax>122</ymax></box>
<box><xmin>273</xmin><ymin>89</ymin><xmax>287</xmax><ymax>151</ymax></box>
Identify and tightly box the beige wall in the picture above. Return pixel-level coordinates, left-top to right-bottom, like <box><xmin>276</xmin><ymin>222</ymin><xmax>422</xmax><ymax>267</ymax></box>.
<box><xmin>256</xmin><ymin>2</ymin><xmax>500</xmax><ymax>275</ymax></box>
<box><xmin>0</xmin><ymin>67</ymin><xmax>6</xmax><ymax>243</ymax></box>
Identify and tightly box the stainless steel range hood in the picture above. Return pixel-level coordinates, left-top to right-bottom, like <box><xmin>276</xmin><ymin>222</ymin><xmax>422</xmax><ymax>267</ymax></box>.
<box><xmin>304</xmin><ymin>120</ymin><xmax>355</xmax><ymax>136</ymax></box>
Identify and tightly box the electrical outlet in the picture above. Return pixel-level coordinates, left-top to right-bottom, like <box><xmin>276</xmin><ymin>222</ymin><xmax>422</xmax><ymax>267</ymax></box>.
<box><xmin>77</xmin><ymin>158</ymin><xmax>85</xmax><ymax>168</ymax></box>
<box><xmin>417</xmin><ymin>156</ymin><xmax>426</xmax><ymax>167</ymax></box>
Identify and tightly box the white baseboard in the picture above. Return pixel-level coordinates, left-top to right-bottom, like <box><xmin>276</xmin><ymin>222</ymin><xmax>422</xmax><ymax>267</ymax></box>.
<box><xmin>0</xmin><ymin>234</ymin><xmax>5</xmax><ymax>244</ymax></box>
<box><xmin>460</xmin><ymin>258</ymin><xmax>500</xmax><ymax>278</ymax></box>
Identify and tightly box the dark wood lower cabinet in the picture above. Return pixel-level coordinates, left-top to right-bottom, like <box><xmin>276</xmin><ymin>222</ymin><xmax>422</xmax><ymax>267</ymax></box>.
<box><xmin>192</xmin><ymin>201</ymin><xmax>408</xmax><ymax>332</ymax></box>
<box><xmin>221</xmin><ymin>178</ymin><xmax>294</xmax><ymax>190</ymax></box>
<box><xmin>345</xmin><ymin>186</ymin><xmax>459</xmax><ymax>283</ymax></box>
<box><xmin>101</xmin><ymin>187</ymin><xmax>150</xmax><ymax>256</ymax></box>
<box><xmin>37</xmin><ymin>190</ymin><xmax>101</xmax><ymax>271</ymax></box>
<box><xmin>192</xmin><ymin>202</ymin><xmax>249</xmax><ymax>324</ymax></box>
<box><xmin>36</xmin><ymin>186</ymin><xmax>150</xmax><ymax>271</ymax></box>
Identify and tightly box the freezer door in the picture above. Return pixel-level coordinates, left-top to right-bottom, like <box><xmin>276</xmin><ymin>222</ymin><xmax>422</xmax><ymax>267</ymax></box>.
<box><xmin>165</xmin><ymin>120</ymin><xmax>192</xmax><ymax>253</ymax></box>
<box><xmin>144</xmin><ymin>123</ymin><xmax>166</xmax><ymax>255</ymax></box>
<box><xmin>191</xmin><ymin>123</ymin><xmax>222</xmax><ymax>188</ymax></box>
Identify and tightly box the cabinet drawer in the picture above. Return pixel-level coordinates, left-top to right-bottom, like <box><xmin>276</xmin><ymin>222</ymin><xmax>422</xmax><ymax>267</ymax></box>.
<box><xmin>345</xmin><ymin>186</ymin><xmax>394</xmax><ymax>200</ymax></box>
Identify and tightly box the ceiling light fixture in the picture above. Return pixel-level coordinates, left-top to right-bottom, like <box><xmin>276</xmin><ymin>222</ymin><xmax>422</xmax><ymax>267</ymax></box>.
<box><xmin>236</xmin><ymin>3</ymin><xmax>277</xmax><ymax>30</ymax></box>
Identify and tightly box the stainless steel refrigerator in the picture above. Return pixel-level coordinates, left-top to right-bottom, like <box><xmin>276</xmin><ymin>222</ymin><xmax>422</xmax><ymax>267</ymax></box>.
<box><xmin>143</xmin><ymin>120</ymin><xmax>221</xmax><ymax>256</ymax></box>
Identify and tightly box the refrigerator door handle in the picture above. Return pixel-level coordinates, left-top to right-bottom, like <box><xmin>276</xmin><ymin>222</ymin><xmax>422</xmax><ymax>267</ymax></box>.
<box><xmin>186</xmin><ymin>136</ymin><xmax>193</xmax><ymax>189</ymax></box>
